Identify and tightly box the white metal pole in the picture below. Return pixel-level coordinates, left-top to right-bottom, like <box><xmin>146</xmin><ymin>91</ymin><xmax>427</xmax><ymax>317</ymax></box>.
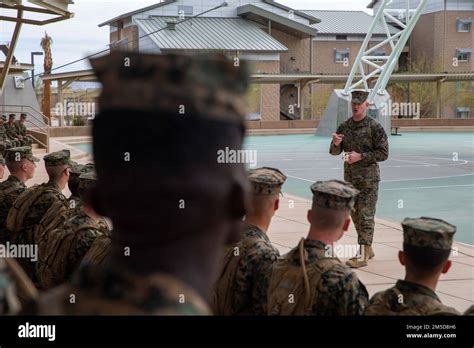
<box><xmin>343</xmin><ymin>0</ymin><xmax>393</xmax><ymax>95</ymax></box>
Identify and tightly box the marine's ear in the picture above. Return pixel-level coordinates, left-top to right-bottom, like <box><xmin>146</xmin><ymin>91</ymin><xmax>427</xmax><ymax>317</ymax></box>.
<box><xmin>441</xmin><ymin>260</ymin><xmax>452</xmax><ymax>274</ymax></box>
<box><xmin>398</xmin><ymin>250</ymin><xmax>405</xmax><ymax>266</ymax></box>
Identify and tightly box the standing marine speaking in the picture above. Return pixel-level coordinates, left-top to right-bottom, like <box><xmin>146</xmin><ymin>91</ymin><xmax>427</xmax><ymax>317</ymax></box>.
<box><xmin>329</xmin><ymin>90</ymin><xmax>389</xmax><ymax>268</ymax></box>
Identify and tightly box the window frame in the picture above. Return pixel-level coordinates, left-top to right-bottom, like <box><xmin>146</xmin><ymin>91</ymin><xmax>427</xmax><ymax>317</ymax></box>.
<box><xmin>457</xmin><ymin>19</ymin><xmax>471</xmax><ymax>33</ymax></box>
<box><xmin>457</xmin><ymin>51</ymin><xmax>470</xmax><ymax>62</ymax></box>
<box><xmin>456</xmin><ymin>107</ymin><xmax>470</xmax><ymax>119</ymax></box>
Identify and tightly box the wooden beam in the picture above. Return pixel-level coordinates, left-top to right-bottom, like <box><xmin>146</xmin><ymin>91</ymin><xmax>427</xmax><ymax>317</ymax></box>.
<box><xmin>0</xmin><ymin>13</ymin><xmax>72</xmax><ymax>25</ymax></box>
<box><xmin>0</xmin><ymin>9</ymin><xmax>23</xmax><ymax>95</ymax></box>
<box><xmin>0</xmin><ymin>3</ymin><xmax>57</xmax><ymax>15</ymax></box>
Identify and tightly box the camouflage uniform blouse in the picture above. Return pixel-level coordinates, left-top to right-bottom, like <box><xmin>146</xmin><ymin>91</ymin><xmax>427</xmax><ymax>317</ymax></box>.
<box><xmin>258</xmin><ymin>239</ymin><xmax>369</xmax><ymax>316</ymax></box>
<box><xmin>232</xmin><ymin>223</ymin><xmax>280</xmax><ymax>315</ymax></box>
<box><xmin>330</xmin><ymin>116</ymin><xmax>389</xmax><ymax>182</ymax></box>
<box><xmin>0</xmin><ymin>175</ymin><xmax>27</xmax><ymax>243</ymax></box>
<box><xmin>364</xmin><ymin>280</ymin><xmax>460</xmax><ymax>315</ymax></box>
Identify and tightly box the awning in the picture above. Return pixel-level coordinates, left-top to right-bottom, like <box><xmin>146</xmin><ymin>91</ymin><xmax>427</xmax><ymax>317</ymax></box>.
<box><xmin>457</xmin><ymin>18</ymin><xmax>473</xmax><ymax>24</ymax></box>
<box><xmin>335</xmin><ymin>48</ymin><xmax>350</xmax><ymax>53</ymax></box>
<box><xmin>456</xmin><ymin>48</ymin><xmax>472</xmax><ymax>54</ymax></box>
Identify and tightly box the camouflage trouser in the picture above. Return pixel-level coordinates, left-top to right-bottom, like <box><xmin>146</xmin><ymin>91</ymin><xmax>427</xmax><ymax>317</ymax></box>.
<box><xmin>23</xmin><ymin>136</ymin><xmax>33</xmax><ymax>146</ymax></box>
<box><xmin>349</xmin><ymin>180</ymin><xmax>379</xmax><ymax>246</ymax></box>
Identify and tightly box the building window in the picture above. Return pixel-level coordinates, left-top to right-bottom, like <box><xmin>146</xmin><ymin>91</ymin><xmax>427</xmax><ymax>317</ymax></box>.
<box><xmin>456</xmin><ymin>49</ymin><xmax>471</xmax><ymax>62</ymax></box>
<box><xmin>371</xmin><ymin>48</ymin><xmax>387</xmax><ymax>63</ymax></box>
<box><xmin>457</xmin><ymin>19</ymin><xmax>472</xmax><ymax>32</ymax></box>
<box><xmin>335</xmin><ymin>49</ymin><xmax>349</xmax><ymax>63</ymax></box>
<box><xmin>456</xmin><ymin>107</ymin><xmax>470</xmax><ymax>119</ymax></box>
<box><xmin>336</xmin><ymin>35</ymin><xmax>347</xmax><ymax>40</ymax></box>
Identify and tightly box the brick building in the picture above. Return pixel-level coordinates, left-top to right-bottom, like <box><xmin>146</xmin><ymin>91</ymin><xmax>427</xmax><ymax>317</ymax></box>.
<box><xmin>98</xmin><ymin>0</ymin><xmax>473</xmax><ymax>121</ymax></box>
<box><xmin>98</xmin><ymin>0</ymin><xmax>319</xmax><ymax>121</ymax></box>
<box><xmin>368</xmin><ymin>0</ymin><xmax>474</xmax><ymax>118</ymax></box>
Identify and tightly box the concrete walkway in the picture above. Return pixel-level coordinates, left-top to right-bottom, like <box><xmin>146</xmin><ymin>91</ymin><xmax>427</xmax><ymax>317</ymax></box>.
<box><xmin>270</xmin><ymin>194</ymin><xmax>473</xmax><ymax>313</ymax></box>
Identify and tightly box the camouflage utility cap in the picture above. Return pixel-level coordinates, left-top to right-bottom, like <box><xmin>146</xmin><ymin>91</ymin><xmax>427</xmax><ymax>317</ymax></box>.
<box><xmin>90</xmin><ymin>52</ymin><xmax>250</xmax><ymax>123</ymax></box>
<box><xmin>248</xmin><ymin>167</ymin><xmax>287</xmax><ymax>195</ymax></box>
<box><xmin>44</xmin><ymin>150</ymin><xmax>73</xmax><ymax>167</ymax></box>
<box><xmin>1</xmin><ymin>115</ymin><xmax>6</xmax><ymax>121</ymax></box>
<box><xmin>351</xmin><ymin>90</ymin><xmax>369</xmax><ymax>104</ymax></box>
<box><xmin>79</xmin><ymin>170</ymin><xmax>97</xmax><ymax>192</ymax></box>
<box><xmin>402</xmin><ymin>217</ymin><xmax>456</xmax><ymax>250</ymax></box>
<box><xmin>70</xmin><ymin>163</ymin><xmax>94</xmax><ymax>185</ymax></box>
<box><xmin>311</xmin><ymin>180</ymin><xmax>359</xmax><ymax>210</ymax></box>
<box><xmin>5</xmin><ymin>146</ymin><xmax>40</xmax><ymax>162</ymax></box>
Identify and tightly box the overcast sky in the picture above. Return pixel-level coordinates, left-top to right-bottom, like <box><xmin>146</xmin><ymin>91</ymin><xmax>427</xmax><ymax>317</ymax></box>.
<box><xmin>0</xmin><ymin>0</ymin><xmax>373</xmax><ymax>74</ymax></box>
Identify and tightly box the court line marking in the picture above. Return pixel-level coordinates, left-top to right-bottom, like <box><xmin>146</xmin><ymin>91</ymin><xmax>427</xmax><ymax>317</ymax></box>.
<box><xmin>382</xmin><ymin>184</ymin><xmax>474</xmax><ymax>191</ymax></box>
<box><xmin>286</xmin><ymin>173</ymin><xmax>474</xmax><ymax>183</ymax></box>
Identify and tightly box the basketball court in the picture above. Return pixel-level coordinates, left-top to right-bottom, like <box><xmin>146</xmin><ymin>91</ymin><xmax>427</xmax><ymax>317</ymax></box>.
<box><xmin>245</xmin><ymin>132</ymin><xmax>474</xmax><ymax>245</ymax></box>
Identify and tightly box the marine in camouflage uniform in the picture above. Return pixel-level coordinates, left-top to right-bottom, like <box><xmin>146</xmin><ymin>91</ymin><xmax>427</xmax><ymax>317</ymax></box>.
<box><xmin>36</xmin><ymin>51</ymin><xmax>251</xmax><ymax>315</ymax></box>
<box><xmin>5</xmin><ymin>115</ymin><xmax>21</xmax><ymax>148</ymax></box>
<box><xmin>36</xmin><ymin>171</ymin><xmax>109</xmax><ymax>290</ymax></box>
<box><xmin>0</xmin><ymin>147</ymin><xmax>39</xmax><ymax>244</ymax></box>
<box><xmin>0</xmin><ymin>115</ymin><xmax>13</xmax><ymax>153</ymax></box>
<box><xmin>67</xmin><ymin>162</ymin><xmax>94</xmax><ymax>214</ymax></box>
<box><xmin>212</xmin><ymin>167</ymin><xmax>286</xmax><ymax>315</ymax></box>
<box><xmin>329</xmin><ymin>90</ymin><xmax>389</xmax><ymax>268</ymax></box>
<box><xmin>261</xmin><ymin>180</ymin><xmax>369</xmax><ymax>316</ymax></box>
<box><xmin>364</xmin><ymin>217</ymin><xmax>460</xmax><ymax>316</ymax></box>
<box><xmin>15</xmin><ymin>114</ymin><xmax>33</xmax><ymax>146</ymax></box>
<box><xmin>7</xmin><ymin>150</ymin><xmax>71</xmax><ymax>281</ymax></box>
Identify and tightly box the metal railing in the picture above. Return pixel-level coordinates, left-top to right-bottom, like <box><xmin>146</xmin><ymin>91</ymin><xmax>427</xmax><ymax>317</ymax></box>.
<box><xmin>0</xmin><ymin>104</ymin><xmax>50</xmax><ymax>152</ymax></box>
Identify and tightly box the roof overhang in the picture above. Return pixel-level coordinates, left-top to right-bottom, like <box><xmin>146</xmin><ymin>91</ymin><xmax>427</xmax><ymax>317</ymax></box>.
<box><xmin>98</xmin><ymin>0</ymin><xmax>177</xmax><ymax>27</ymax></box>
<box><xmin>237</xmin><ymin>4</ymin><xmax>318</xmax><ymax>39</ymax></box>
<box><xmin>40</xmin><ymin>69</ymin><xmax>98</xmax><ymax>82</ymax></box>
<box><xmin>39</xmin><ymin>70</ymin><xmax>474</xmax><ymax>86</ymax></box>
<box><xmin>261</xmin><ymin>0</ymin><xmax>320</xmax><ymax>25</ymax></box>
<box><xmin>251</xmin><ymin>72</ymin><xmax>474</xmax><ymax>84</ymax></box>
<box><xmin>0</xmin><ymin>62</ymin><xmax>34</xmax><ymax>74</ymax></box>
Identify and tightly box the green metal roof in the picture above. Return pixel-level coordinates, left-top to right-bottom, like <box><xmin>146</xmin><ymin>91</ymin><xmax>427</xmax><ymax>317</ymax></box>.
<box><xmin>135</xmin><ymin>16</ymin><xmax>288</xmax><ymax>52</ymax></box>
